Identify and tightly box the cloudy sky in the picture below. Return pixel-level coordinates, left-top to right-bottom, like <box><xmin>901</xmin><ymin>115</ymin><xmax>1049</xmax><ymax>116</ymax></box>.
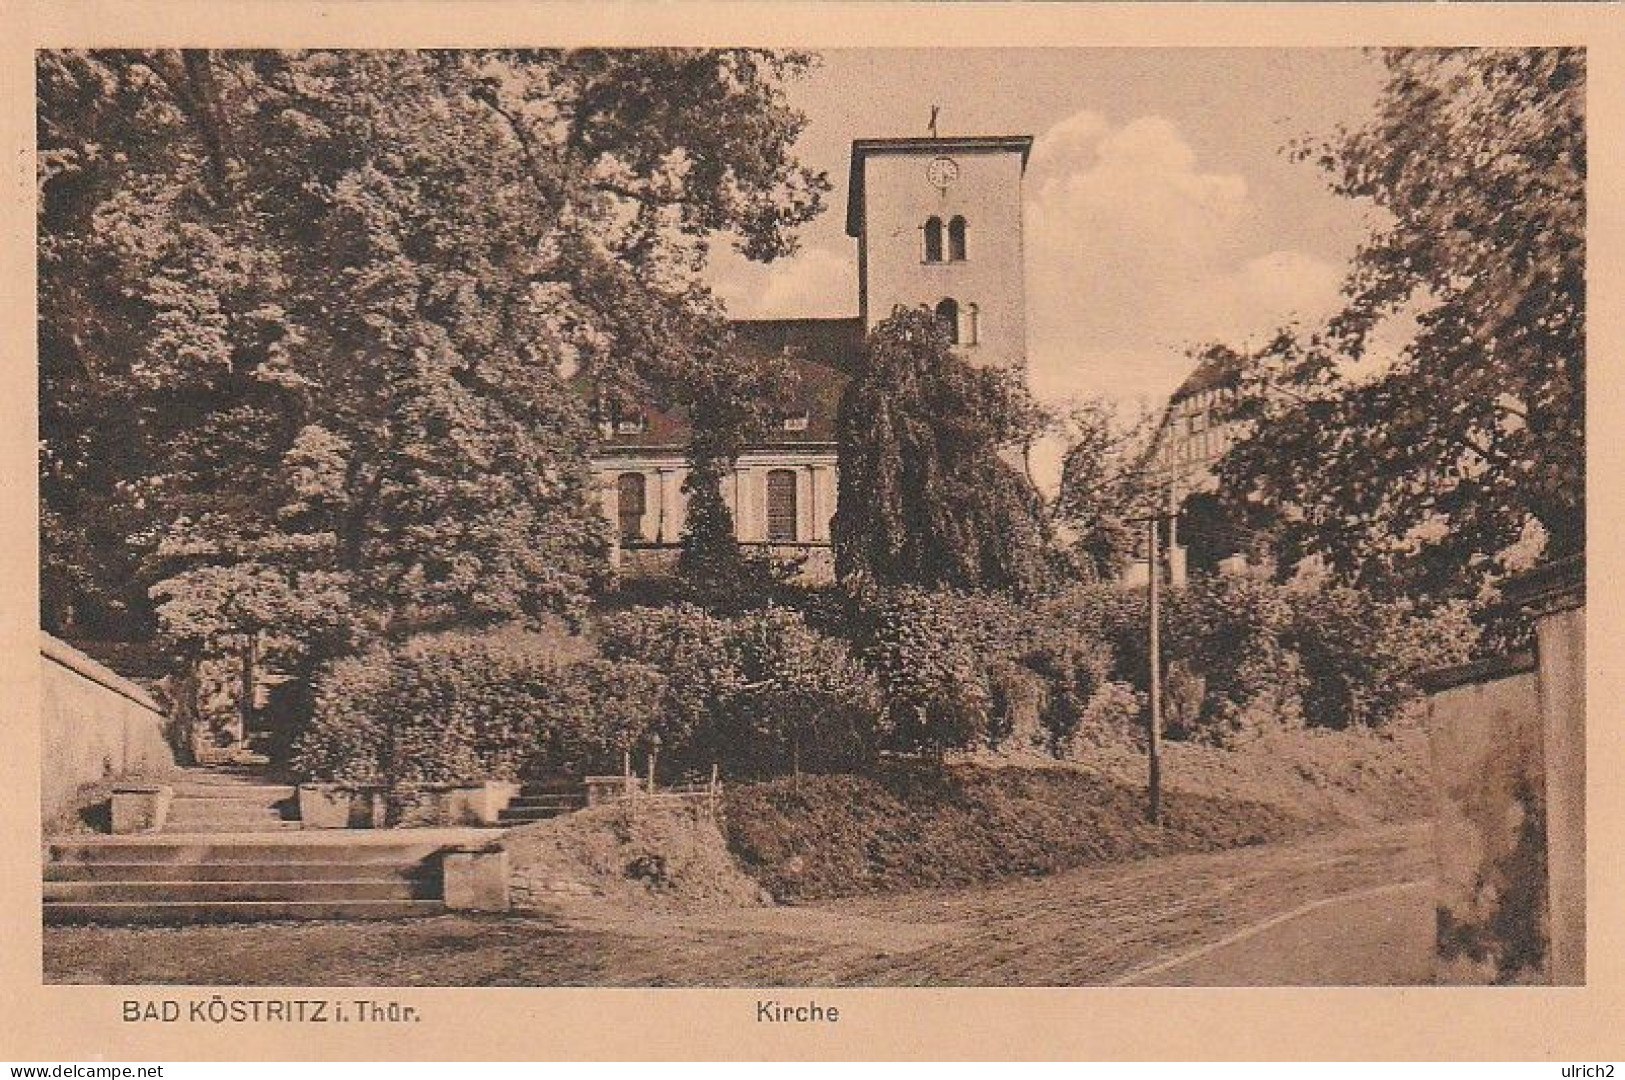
<box><xmin>707</xmin><ymin>48</ymin><xmax>1391</xmax><ymax>419</ymax></box>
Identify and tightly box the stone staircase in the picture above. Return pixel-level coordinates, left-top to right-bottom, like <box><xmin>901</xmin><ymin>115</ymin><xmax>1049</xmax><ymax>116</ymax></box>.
<box><xmin>495</xmin><ymin>781</ymin><xmax>588</xmax><ymax>826</ymax></box>
<box><xmin>42</xmin><ymin>835</ymin><xmax>459</xmax><ymax>923</ymax></box>
<box><xmin>163</xmin><ymin>766</ymin><xmax>300</xmax><ymax>833</ymax></box>
<box><xmin>41</xmin><ymin>764</ymin><xmax>509</xmax><ymax>923</ymax></box>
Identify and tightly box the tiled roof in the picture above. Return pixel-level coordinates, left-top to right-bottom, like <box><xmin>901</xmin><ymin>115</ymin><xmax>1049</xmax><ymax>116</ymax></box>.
<box><xmin>592</xmin><ymin>317</ymin><xmax>864</xmax><ymax>453</ymax></box>
<box><xmin>1170</xmin><ymin>349</ymin><xmax>1242</xmax><ymax>404</ymax></box>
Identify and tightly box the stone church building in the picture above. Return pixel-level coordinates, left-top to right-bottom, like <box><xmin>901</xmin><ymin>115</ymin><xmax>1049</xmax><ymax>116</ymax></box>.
<box><xmin>590</xmin><ymin>134</ymin><xmax>1034</xmax><ymax>579</ymax></box>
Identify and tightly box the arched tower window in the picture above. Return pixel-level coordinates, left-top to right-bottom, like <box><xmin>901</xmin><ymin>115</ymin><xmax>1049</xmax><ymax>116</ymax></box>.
<box><xmin>616</xmin><ymin>472</ymin><xmax>646</xmax><ymax>543</ymax></box>
<box><xmin>766</xmin><ymin>469</ymin><xmax>798</xmax><ymax>542</ymax></box>
<box><xmin>923</xmin><ymin>217</ymin><xmax>944</xmax><ymax>263</ymax></box>
<box><xmin>934</xmin><ymin>298</ymin><xmax>960</xmax><ymax>344</ymax></box>
<box><xmin>964</xmin><ymin>302</ymin><xmax>979</xmax><ymax>345</ymax></box>
<box><xmin>948</xmin><ymin>216</ymin><xmax>967</xmax><ymax>261</ymax></box>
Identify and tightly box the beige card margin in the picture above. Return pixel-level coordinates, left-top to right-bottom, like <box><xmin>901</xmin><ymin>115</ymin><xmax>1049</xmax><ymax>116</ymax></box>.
<box><xmin>0</xmin><ymin>1</ymin><xmax>1620</xmax><ymax>1062</ymax></box>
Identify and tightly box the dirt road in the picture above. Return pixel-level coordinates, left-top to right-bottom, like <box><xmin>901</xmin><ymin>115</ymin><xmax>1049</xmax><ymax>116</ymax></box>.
<box><xmin>46</xmin><ymin>821</ymin><xmax>1434</xmax><ymax>986</ymax></box>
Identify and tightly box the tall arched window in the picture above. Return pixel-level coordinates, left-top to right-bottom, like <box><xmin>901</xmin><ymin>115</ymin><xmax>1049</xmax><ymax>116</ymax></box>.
<box><xmin>964</xmin><ymin>302</ymin><xmax>980</xmax><ymax>345</ymax></box>
<box><xmin>766</xmin><ymin>469</ymin><xmax>798</xmax><ymax>542</ymax></box>
<box><xmin>935</xmin><ymin>298</ymin><xmax>960</xmax><ymax>344</ymax></box>
<box><xmin>948</xmin><ymin>216</ymin><xmax>967</xmax><ymax>261</ymax></box>
<box><xmin>616</xmin><ymin>472</ymin><xmax>646</xmax><ymax>543</ymax></box>
<box><xmin>923</xmin><ymin>217</ymin><xmax>944</xmax><ymax>263</ymax></box>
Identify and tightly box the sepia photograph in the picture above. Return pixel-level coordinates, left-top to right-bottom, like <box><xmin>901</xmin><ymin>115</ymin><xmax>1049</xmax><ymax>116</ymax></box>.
<box><xmin>29</xmin><ymin>35</ymin><xmax>1587</xmax><ymax>1002</ymax></box>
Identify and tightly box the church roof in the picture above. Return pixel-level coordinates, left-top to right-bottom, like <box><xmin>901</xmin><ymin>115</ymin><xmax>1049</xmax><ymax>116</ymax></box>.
<box><xmin>845</xmin><ymin>135</ymin><xmax>1035</xmax><ymax>237</ymax></box>
<box><xmin>591</xmin><ymin>317</ymin><xmax>864</xmax><ymax>454</ymax></box>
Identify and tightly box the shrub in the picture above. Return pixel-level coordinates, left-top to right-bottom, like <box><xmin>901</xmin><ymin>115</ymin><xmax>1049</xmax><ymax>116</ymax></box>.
<box><xmin>986</xmin><ymin>660</ymin><xmax>1047</xmax><ymax>753</ymax></box>
<box><xmin>1019</xmin><ymin>630</ymin><xmax>1114</xmax><ymax>755</ymax></box>
<box><xmin>293</xmin><ymin>626</ymin><xmax>589</xmax><ymax>790</ymax></box>
<box><xmin>732</xmin><ymin>610</ymin><xmax>887</xmax><ymax>774</ymax></box>
<box><xmin>527</xmin><ymin>658</ymin><xmax>667</xmax><ymax>780</ymax></box>
<box><xmin>596</xmin><ymin>604</ymin><xmax>884</xmax><ymax>776</ymax></box>
<box><xmin>1071</xmin><ymin>574</ymin><xmax>1300</xmax><ymax>745</ymax></box>
<box><xmin>850</xmin><ymin>587</ymin><xmax>1025</xmax><ymax>755</ymax></box>
<box><xmin>1284</xmin><ymin>586</ymin><xmax>1477</xmax><ymax>729</ymax></box>
<box><xmin>1070</xmin><ymin>680</ymin><xmax>1146</xmax><ymax>754</ymax></box>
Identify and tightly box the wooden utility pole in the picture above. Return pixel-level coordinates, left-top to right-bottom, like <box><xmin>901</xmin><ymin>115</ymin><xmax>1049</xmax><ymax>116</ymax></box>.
<box><xmin>1146</xmin><ymin>515</ymin><xmax>1164</xmax><ymax>826</ymax></box>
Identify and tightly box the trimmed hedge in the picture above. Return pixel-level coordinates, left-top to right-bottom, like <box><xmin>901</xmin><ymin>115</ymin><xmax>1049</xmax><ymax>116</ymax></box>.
<box><xmin>291</xmin><ymin>626</ymin><xmax>664</xmax><ymax>790</ymax></box>
<box><xmin>596</xmin><ymin>604</ymin><xmax>885</xmax><ymax>777</ymax></box>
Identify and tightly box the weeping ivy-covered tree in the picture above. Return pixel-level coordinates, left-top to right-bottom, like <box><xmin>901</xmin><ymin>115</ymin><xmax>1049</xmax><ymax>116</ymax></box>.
<box><xmin>1214</xmin><ymin>48</ymin><xmax>1584</xmax><ymax>603</ymax></box>
<box><xmin>39</xmin><ymin>49</ymin><xmax>829</xmax><ymax>664</ymax></box>
<box><xmin>833</xmin><ymin>306</ymin><xmax>1051</xmax><ymax>595</ymax></box>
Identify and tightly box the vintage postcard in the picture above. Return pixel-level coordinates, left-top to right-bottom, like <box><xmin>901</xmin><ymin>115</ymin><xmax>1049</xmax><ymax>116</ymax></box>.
<box><xmin>2</xmin><ymin>0</ymin><xmax>1622</xmax><ymax>1063</ymax></box>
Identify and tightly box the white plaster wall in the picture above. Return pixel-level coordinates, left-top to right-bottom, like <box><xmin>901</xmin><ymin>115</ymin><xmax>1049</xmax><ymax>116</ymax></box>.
<box><xmin>596</xmin><ymin>453</ymin><xmax>837</xmax><ymax>549</ymax></box>
<box><xmin>41</xmin><ymin>634</ymin><xmax>176</xmax><ymax>825</ymax></box>
<box><xmin>858</xmin><ymin>148</ymin><xmax>1028</xmax><ymax>370</ymax></box>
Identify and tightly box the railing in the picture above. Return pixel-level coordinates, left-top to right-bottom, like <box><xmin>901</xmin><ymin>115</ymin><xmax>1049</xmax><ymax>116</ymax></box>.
<box><xmin>586</xmin><ymin>764</ymin><xmax>723</xmax><ymax>823</ymax></box>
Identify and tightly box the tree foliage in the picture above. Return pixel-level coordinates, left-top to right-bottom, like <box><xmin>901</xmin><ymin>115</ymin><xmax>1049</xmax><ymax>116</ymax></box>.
<box><xmin>1214</xmin><ymin>48</ymin><xmax>1584</xmax><ymax>601</ymax></box>
<box><xmin>39</xmin><ymin>49</ymin><xmax>828</xmax><ymax>659</ymax></box>
<box><xmin>1052</xmin><ymin>397</ymin><xmax>1160</xmax><ymax>583</ymax></box>
<box><xmin>596</xmin><ymin>604</ymin><xmax>884</xmax><ymax>775</ymax></box>
<box><xmin>833</xmin><ymin>306</ymin><xmax>1051</xmax><ymax>595</ymax></box>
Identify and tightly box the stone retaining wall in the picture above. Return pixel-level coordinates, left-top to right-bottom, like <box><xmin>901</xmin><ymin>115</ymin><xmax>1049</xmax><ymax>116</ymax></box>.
<box><xmin>41</xmin><ymin>632</ymin><xmax>176</xmax><ymax>825</ymax></box>
<box><xmin>1422</xmin><ymin>555</ymin><xmax>1585</xmax><ymax>985</ymax></box>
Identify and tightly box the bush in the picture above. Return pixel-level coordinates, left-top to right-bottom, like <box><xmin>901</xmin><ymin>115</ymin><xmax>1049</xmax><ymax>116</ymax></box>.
<box><xmin>986</xmin><ymin>660</ymin><xmax>1047</xmax><ymax>753</ymax></box>
<box><xmin>726</xmin><ymin>609</ymin><xmax>887</xmax><ymax>774</ymax></box>
<box><xmin>1284</xmin><ymin>585</ymin><xmax>1477</xmax><ymax>729</ymax></box>
<box><xmin>293</xmin><ymin>628</ymin><xmax>566</xmax><ymax>789</ymax></box>
<box><xmin>848</xmin><ymin>585</ymin><xmax>1127</xmax><ymax>758</ymax></box>
<box><xmin>1019</xmin><ymin>628</ymin><xmax>1114</xmax><ymax>755</ymax></box>
<box><xmin>1070</xmin><ymin>680</ymin><xmax>1146</xmax><ymax>754</ymax></box>
<box><xmin>724</xmin><ymin>763</ymin><xmax>1308</xmax><ymax>902</ymax></box>
<box><xmin>292</xmin><ymin>625</ymin><xmax>660</xmax><ymax>797</ymax></box>
<box><xmin>527</xmin><ymin>658</ymin><xmax>667</xmax><ymax>780</ymax></box>
<box><xmin>597</xmin><ymin>604</ymin><xmax>884</xmax><ymax>776</ymax></box>
<box><xmin>1066</xmin><ymin>575</ymin><xmax>1299</xmax><ymax>745</ymax></box>
<box><xmin>850</xmin><ymin>587</ymin><xmax>1024</xmax><ymax>755</ymax></box>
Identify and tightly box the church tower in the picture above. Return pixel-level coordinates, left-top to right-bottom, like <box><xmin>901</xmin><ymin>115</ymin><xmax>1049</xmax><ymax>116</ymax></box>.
<box><xmin>846</xmin><ymin>133</ymin><xmax>1033</xmax><ymax>369</ymax></box>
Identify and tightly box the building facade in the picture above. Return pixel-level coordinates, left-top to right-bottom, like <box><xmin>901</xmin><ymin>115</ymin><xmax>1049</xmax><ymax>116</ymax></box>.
<box><xmin>590</xmin><ymin>133</ymin><xmax>1034</xmax><ymax>578</ymax></box>
<box><xmin>1142</xmin><ymin>350</ymin><xmax>1250</xmax><ymax>584</ymax></box>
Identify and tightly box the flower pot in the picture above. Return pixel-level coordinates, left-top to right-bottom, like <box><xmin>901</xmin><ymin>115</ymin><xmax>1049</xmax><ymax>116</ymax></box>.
<box><xmin>297</xmin><ymin>784</ymin><xmax>381</xmax><ymax>829</ymax></box>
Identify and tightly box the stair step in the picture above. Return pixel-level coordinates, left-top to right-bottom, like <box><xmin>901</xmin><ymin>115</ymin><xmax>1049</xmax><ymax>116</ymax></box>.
<box><xmin>163</xmin><ymin>829</ymin><xmax>305</xmax><ymax>837</ymax></box>
<box><xmin>45</xmin><ymin>880</ymin><xmax>429</xmax><ymax>903</ymax></box>
<box><xmin>164</xmin><ymin>810</ymin><xmax>293</xmax><ymax>824</ymax></box>
<box><xmin>46</xmin><ymin>861</ymin><xmax>431</xmax><ymax>883</ymax></box>
<box><xmin>498</xmin><ymin>810</ymin><xmax>573</xmax><ymax>823</ymax></box>
<box><xmin>171</xmin><ymin>785</ymin><xmax>296</xmax><ymax>800</ymax></box>
<box><xmin>43</xmin><ymin>899</ymin><xmax>445</xmax><ymax>924</ymax></box>
<box><xmin>160</xmin><ymin>822</ymin><xmax>304</xmax><ymax>834</ymax></box>
<box><xmin>47</xmin><ymin>841</ymin><xmax>453</xmax><ymax>865</ymax></box>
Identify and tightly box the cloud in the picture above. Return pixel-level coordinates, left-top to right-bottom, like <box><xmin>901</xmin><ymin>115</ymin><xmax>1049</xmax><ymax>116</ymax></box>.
<box><xmin>1025</xmin><ymin>111</ymin><xmax>1347</xmax><ymax>409</ymax></box>
<box><xmin>709</xmin><ymin>244</ymin><xmax>854</xmax><ymax>319</ymax></box>
<box><xmin>708</xmin><ymin>108</ymin><xmax>1352</xmax><ymax>418</ymax></box>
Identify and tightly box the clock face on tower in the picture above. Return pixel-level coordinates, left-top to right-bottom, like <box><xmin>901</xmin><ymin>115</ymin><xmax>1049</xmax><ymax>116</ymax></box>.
<box><xmin>926</xmin><ymin>156</ymin><xmax>959</xmax><ymax>191</ymax></box>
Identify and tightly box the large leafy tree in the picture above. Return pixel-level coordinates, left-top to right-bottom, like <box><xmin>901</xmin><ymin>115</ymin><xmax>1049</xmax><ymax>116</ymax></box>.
<box><xmin>1052</xmin><ymin>397</ymin><xmax>1159</xmax><ymax>583</ymax></box>
<box><xmin>833</xmin><ymin>306</ymin><xmax>1051</xmax><ymax>595</ymax></box>
<box><xmin>39</xmin><ymin>49</ymin><xmax>828</xmax><ymax>663</ymax></box>
<box><xmin>1215</xmin><ymin>48</ymin><xmax>1584</xmax><ymax>601</ymax></box>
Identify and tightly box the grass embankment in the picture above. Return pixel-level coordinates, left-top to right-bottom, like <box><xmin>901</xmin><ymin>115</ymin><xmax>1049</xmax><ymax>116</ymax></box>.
<box><xmin>1079</xmin><ymin>723</ymin><xmax>1433</xmax><ymax>829</ymax></box>
<box><xmin>723</xmin><ymin>763</ymin><xmax>1309</xmax><ymax>902</ymax></box>
<box><xmin>505</xmin><ymin>804</ymin><xmax>769</xmax><ymax>912</ymax></box>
